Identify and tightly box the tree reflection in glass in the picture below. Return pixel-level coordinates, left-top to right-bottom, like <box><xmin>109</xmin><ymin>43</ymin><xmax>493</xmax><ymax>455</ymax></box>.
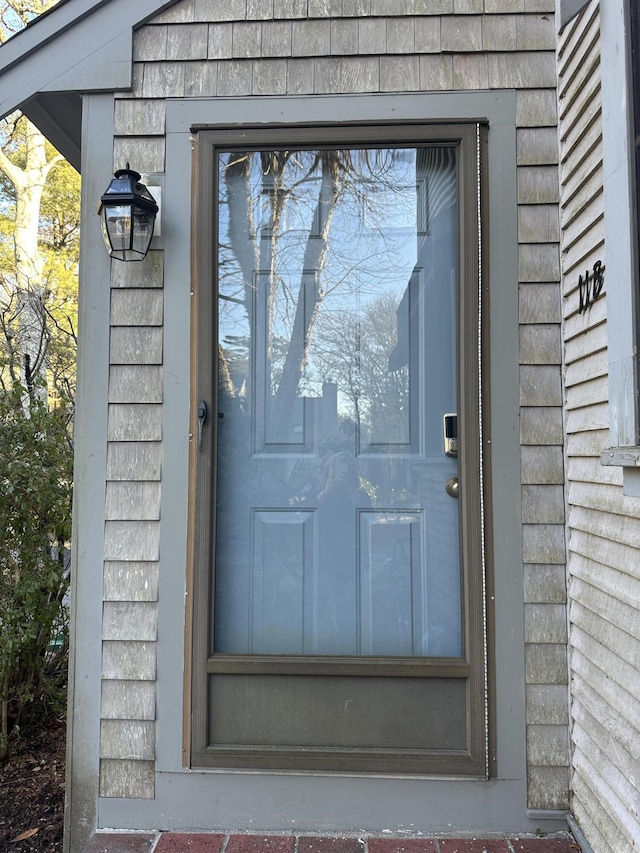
<box><xmin>214</xmin><ymin>146</ymin><xmax>462</xmax><ymax>659</ymax></box>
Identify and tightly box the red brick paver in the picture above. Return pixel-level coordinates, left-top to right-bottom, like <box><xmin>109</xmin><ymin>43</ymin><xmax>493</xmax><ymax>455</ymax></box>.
<box><xmin>226</xmin><ymin>836</ymin><xmax>296</xmax><ymax>853</ymax></box>
<box><xmin>369</xmin><ymin>839</ymin><xmax>438</xmax><ymax>853</ymax></box>
<box><xmin>83</xmin><ymin>831</ymin><xmax>580</xmax><ymax>853</ymax></box>
<box><xmin>155</xmin><ymin>833</ymin><xmax>226</xmax><ymax>852</ymax></box>
<box><xmin>298</xmin><ymin>838</ymin><xmax>365</xmax><ymax>853</ymax></box>
<box><xmin>84</xmin><ymin>833</ymin><xmax>156</xmax><ymax>853</ymax></box>
<box><xmin>508</xmin><ymin>840</ymin><xmax>580</xmax><ymax>852</ymax></box>
<box><xmin>439</xmin><ymin>841</ymin><xmax>511</xmax><ymax>853</ymax></box>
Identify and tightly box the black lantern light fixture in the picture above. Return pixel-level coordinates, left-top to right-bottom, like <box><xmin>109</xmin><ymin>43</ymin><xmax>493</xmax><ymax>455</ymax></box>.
<box><xmin>99</xmin><ymin>164</ymin><xmax>159</xmax><ymax>261</ymax></box>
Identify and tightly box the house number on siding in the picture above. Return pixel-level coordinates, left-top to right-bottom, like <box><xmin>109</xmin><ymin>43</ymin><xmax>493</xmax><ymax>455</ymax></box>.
<box><xmin>578</xmin><ymin>260</ymin><xmax>604</xmax><ymax>313</ymax></box>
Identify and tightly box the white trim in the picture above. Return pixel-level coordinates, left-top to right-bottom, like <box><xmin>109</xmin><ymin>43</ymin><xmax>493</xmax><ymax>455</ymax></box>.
<box><xmin>601</xmin><ymin>0</ymin><xmax>640</xmax><ymax>449</ymax></box>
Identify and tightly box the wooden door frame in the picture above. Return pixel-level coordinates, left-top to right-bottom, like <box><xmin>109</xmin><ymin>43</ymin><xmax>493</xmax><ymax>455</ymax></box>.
<box><xmin>186</xmin><ymin>121</ymin><xmax>493</xmax><ymax>777</ymax></box>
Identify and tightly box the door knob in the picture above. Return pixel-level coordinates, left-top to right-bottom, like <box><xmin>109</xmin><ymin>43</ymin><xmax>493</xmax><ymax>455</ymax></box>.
<box><xmin>445</xmin><ymin>477</ymin><xmax>459</xmax><ymax>498</ymax></box>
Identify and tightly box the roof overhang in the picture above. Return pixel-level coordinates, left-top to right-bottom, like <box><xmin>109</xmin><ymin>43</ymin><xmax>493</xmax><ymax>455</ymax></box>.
<box><xmin>0</xmin><ymin>0</ymin><xmax>178</xmax><ymax>170</ymax></box>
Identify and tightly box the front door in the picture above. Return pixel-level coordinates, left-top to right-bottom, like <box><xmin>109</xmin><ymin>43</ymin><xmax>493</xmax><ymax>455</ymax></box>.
<box><xmin>191</xmin><ymin>123</ymin><xmax>488</xmax><ymax>776</ymax></box>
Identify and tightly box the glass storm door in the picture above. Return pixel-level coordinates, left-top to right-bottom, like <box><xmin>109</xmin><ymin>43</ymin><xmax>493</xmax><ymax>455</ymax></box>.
<box><xmin>191</xmin><ymin>125</ymin><xmax>487</xmax><ymax>776</ymax></box>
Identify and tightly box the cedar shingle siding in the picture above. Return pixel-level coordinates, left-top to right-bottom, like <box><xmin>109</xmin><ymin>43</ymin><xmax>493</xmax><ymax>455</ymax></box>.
<box><xmin>102</xmin><ymin>0</ymin><xmax>567</xmax><ymax>809</ymax></box>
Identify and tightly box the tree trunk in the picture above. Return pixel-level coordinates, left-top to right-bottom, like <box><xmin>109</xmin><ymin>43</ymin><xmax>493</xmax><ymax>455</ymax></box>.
<box><xmin>273</xmin><ymin>153</ymin><xmax>342</xmax><ymax>427</ymax></box>
<box><xmin>0</xmin><ymin>118</ymin><xmax>60</xmax><ymax>400</ymax></box>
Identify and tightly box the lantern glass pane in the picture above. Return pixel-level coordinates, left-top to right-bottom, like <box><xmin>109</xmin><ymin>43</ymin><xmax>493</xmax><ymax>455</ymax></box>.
<box><xmin>132</xmin><ymin>207</ymin><xmax>155</xmax><ymax>256</ymax></box>
<box><xmin>104</xmin><ymin>204</ymin><xmax>133</xmax><ymax>253</ymax></box>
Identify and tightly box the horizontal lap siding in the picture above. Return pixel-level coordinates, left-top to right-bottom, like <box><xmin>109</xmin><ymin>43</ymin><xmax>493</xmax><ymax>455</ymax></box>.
<box><xmin>558</xmin><ymin>2</ymin><xmax>640</xmax><ymax>849</ymax></box>
<box><xmin>107</xmin><ymin>0</ymin><xmax>565</xmax><ymax>807</ymax></box>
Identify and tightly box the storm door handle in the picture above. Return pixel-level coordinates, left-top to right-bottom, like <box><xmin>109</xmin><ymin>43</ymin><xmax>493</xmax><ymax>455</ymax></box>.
<box><xmin>197</xmin><ymin>401</ymin><xmax>208</xmax><ymax>451</ymax></box>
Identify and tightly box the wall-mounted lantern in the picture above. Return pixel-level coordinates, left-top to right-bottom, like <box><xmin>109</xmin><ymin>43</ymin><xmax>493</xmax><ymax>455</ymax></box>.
<box><xmin>99</xmin><ymin>165</ymin><xmax>159</xmax><ymax>261</ymax></box>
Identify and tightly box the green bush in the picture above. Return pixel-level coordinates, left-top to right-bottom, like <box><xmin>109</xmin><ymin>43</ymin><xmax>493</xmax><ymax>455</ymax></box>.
<box><xmin>0</xmin><ymin>383</ymin><xmax>72</xmax><ymax>758</ymax></box>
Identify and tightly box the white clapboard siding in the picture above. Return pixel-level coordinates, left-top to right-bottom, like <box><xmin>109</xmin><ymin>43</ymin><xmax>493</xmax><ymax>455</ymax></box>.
<box><xmin>572</xmin><ymin>676</ymin><xmax>640</xmax><ymax>771</ymax></box>
<box><xmin>570</xmin><ymin>548</ymin><xmax>640</xmax><ymax>604</ymax></box>
<box><xmin>572</xmin><ymin>738</ymin><xmax>639</xmax><ymax>852</ymax></box>
<box><xmin>563</xmin><ymin>302</ymin><xmax>606</xmax><ymax>347</ymax></box>
<box><xmin>565</xmin><ymin>375</ymin><xmax>608</xmax><ymax>413</ymax></box>
<box><xmin>571</xmin><ymin>599</ymin><xmax>640</xmax><ymax>678</ymax></box>
<box><xmin>565</xmin><ymin>401</ymin><xmax>608</xmax><ymax>436</ymax></box>
<box><xmin>564</xmin><ymin>347</ymin><xmax>608</xmax><ymax>388</ymax></box>
<box><xmin>571</xmin><ymin>770</ymin><xmax>621</xmax><ymax>853</ymax></box>
<box><xmin>557</xmin><ymin>2</ymin><xmax>640</xmax><ymax>849</ymax></box>
<box><xmin>566</xmin><ymin>427</ymin><xmax>609</xmax><ymax>459</ymax></box>
<box><xmin>567</xmin><ymin>455</ymin><xmax>621</xmax><ymax>487</ymax></box>
<box><xmin>570</xmin><ymin>509</ymin><xmax>640</xmax><ymax>557</ymax></box>
<box><xmin>569</xmin><ymin>480</ymin><xmax>640</xmax><ymax>520</ymax></box>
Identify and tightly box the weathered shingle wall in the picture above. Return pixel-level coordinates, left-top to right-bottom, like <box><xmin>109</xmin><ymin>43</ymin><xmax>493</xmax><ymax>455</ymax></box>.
<box><xmin>103</xmin><ymin>0</ymin><xmax>567</xmax><ymax>807</ymax></box>
<box><xmin>558</xmin><ymin>2</ymin><xmax>640</xmax><ymax>850</ymax></box>
<box><xmin>100</xmin><ymin>255</ymin><xmax>164</xmax><ymax>798</ymax></box>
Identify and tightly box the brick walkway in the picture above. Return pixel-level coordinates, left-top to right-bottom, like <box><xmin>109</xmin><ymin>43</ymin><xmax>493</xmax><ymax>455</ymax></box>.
<box><xmin>85</xmin><ymin>832</ymin><xmax>581</xmax><ymax>853</ymax></box>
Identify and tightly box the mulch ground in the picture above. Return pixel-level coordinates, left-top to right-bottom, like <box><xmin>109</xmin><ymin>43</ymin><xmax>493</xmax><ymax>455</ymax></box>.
<box><xmin>0</xmin><ymin>717</ymin><xmax>66</xmax><ymax>853</ymax></box>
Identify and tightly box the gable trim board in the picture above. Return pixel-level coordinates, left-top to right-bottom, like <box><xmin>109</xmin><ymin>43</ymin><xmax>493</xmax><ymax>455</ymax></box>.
<box><xmin>0</xmin><ymin>0</ymin><xmax>176</xmax><ymax>164</ymax></box>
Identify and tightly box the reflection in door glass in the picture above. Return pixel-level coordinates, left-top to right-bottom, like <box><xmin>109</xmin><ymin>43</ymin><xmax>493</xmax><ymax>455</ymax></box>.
<box><xmin>214</xmin><ymin>146</ymin><xmax>462</xmax><ymax>658</ymax></box>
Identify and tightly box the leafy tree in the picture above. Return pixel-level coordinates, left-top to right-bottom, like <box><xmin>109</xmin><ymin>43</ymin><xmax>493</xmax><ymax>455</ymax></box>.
<box><xmin>0</xmin><ymin>0</ymin><xmax>51</xmax><ymax>37</ymax></box>
<box><xmin>0</xmin><ymin>0</ymin><xmax>77</xmax><ymax>409</ymax></box>
<box><xmin>0</xmin><ymin>0</ymin><xmax>76</xmax><ymax>757</ymax></box>
<box><xmin>219</xmin><ymin>148</ymin><xmax>411</xmax><ymax>436</ymax></box>
<box><xmin>0</xmin><ymin>112</ymin><xmax>79</xmax><ymax>409</ymax></box>
<box><xmin>311</xmin><ymin>290</ymin><xmax>410</xmax><ymax>444</ymax></box>
<box><xmin>0</xmin><ymin>382</ymin><xmax>73</xmax><ymax>758</ymax></box>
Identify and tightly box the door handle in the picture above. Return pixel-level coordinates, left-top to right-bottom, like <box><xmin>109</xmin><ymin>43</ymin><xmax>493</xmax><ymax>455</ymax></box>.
<box><xmin>197</xmin><ymin>400</ymin><xmax>208</xmax><ymax>451</ymax></box>
<box><xmin>445</xmin><ymin>477</ymin><xmax>459</xmax><ymax>498</ymax></box>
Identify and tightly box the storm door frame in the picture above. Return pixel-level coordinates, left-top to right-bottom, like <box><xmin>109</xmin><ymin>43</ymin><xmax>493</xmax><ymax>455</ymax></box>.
<box><xmin>188</xmin><ymin>121</ymin><xmax>491</xmax><ymax>777</ymax></box>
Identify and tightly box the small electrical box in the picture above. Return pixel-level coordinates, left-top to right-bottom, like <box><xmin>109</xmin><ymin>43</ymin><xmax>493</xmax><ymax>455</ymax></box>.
<box><xmin>443</xmin><ymin>413</ymin><xmax>458</xmax><ymax>457</ymax></box>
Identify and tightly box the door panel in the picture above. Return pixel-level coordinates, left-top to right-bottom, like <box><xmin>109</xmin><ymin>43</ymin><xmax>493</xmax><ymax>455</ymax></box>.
<box><xmin>209</xmin><ymin>675</ymin><xmax>467</xmax><ymax>750</ymax></box>
<box><xmin>250</xmin><ymin>510</ymin><xmax>313</xmax><ymax>654</ymax></box>
<box><xmin>192</xmin><ymin>124</ymin><xmax>486</xmax><ymax>775</ymax></box>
